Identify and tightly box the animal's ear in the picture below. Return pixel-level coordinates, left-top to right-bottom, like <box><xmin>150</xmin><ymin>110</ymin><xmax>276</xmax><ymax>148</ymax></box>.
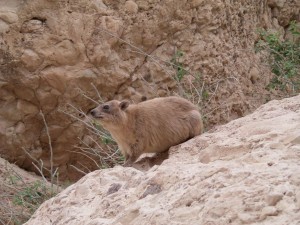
<box><xmin>119</xmin><ymin>100</ymin><xmax>130</xmax><ymax>111</ymax></box>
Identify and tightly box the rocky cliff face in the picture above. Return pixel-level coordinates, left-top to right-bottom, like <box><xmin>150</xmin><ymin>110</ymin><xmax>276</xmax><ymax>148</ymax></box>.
<box><xmin>25</xmin><ymin>95</ymin><xmax>300</xmax><ymax>225</ymax></box>
<box><xmin>0</xmin><ymin>0</ymin><xmax>299</xmax><ymax>180</ymax></box>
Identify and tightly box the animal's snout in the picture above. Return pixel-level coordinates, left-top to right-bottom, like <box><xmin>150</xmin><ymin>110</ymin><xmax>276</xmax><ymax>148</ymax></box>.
<box><xmin>90</xmin><ymin>109</ymin><xmax>97</xmax><ymax>117</ymax></box>
<box><xmin>90</xmin><ymin>108</ymin><xmax>104</xmax><ymax>119</ymax></box>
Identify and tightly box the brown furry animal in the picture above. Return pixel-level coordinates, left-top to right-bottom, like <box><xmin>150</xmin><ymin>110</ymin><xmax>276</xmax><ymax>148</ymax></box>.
<box><xmin>90</xmin><ymin>96</ymin><xmax>203</xmax><ymax>166</ymax></box>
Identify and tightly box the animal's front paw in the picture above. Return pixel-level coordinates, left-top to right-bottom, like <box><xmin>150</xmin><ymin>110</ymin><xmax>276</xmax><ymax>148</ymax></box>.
<box><xmin>123</xmin><ymin>161</ymin><xmax>132</xmax><ymax>167</ymax></box>
<box><xmin>123</xmin><ymin>159</ymin><xmax>134</xmax><ymax>167</ymax></box>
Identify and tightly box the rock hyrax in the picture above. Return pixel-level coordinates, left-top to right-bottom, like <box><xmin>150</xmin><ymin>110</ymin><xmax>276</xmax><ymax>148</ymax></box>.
<box><xmin>90</xmin><ymin>96</ymin><xmax>203</xmax><ymax>166</ymax></box>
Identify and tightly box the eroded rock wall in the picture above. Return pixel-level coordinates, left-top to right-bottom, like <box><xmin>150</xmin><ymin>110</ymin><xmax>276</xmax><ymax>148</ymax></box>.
<box><xmin>0</xmin><ymin>0</ymin><xmax>299</xmax><ymax>179</ymax></box>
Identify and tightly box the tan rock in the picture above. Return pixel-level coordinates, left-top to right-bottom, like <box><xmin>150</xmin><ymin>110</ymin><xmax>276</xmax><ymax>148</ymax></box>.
<box><xmin>238</xmin><ymin>213</ymin><xmax>256</xmax><ymax>224</ymax></box>
<box><xmin>267</xmin><ymin>0</ymin><xmax>286</xmax><ymax>8</ymax></box>
<box><xmin>47</xmin><ymin>40</ymin><xmax>80</xmax><ymax>66</ymax></box>
<box><xmin>90</xmin><ymin>0</ymin><xmax>108</xmax><ymax>11</ymax></box>
<box><xmin>15</xmin><ymin>121</ymin><xmax>26</xmax><ymax>134</ymax></box>
<box><xmin>191</xmin><ymin>0</ymin><xmax>205</xmax><ymax>8</ymax></box>
<box><xmin>21</xmin><ymin>49</ymin><xmax>43</xmax><ymax>71</ymax></box>
<box><xmin>260</xmin><ymin>206</ymin><xmax>279</xmax><ymax>220</ymax></box>
<box><xmin>21</xmin><ymin>19</ymin><xmax>44</xmax><ymax>33</ymax></box>
<box><xmin>36</xmin><ymin>89</ymin><xmax>58</xmax><ymax>112</ymax></box>
<box><xmin>265</xmin><ymin>193</ymin><xmax>283</xmax><ymax>206</ymax></box>
<box><xmin>295</xmin><ymin>190</ymin><xmax>300</xmax><ymax>208</ymax></box>
<box><xmin>14</xmin><ymin>85</ymin><xmax>36</xmax><ymax>102</ymax></box>
<box><xmin>0</xmin><ymin>11</ymin><xmax>18</xmax><ymax>23</ymax></box>
<box><xmin>17</xmin><ymin>100</ymin><xmax>39</xmax><ymax>115</ymax></box>
<box><xmin>0</xmin><ymin>19</ymin><xmax>9</xmax><ymax>33</ymax></box>
<box><xmin>124</xmin><ymin>1</ymin><xmax>138</xmax><ymax>14</ymax></box>
<box><xmin>0</xmin><ymin>101</ymin><xmax>22</xmax><ymax>121</ymax></box>
<box><xmin>249</xmin><ymin>67</ymin><xmax>260</xmax><ymax>84</ymax></box>
<box><xmin>40</xmin><ymin>67</ymin><xmax>70</xmax><ymax>94</ymax></box>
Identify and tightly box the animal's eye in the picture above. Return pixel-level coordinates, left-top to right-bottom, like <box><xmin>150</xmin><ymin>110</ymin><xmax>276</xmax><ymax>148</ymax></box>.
<box><xmin>103</xmin><ymin>105</ymin><xmax>109</xmax><ymax>110</ymax></box>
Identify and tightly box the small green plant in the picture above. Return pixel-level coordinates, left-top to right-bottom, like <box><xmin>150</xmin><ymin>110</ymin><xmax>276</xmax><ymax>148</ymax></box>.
<box><xmin>91</xmin><ymin>120</ymin><xmax>117</xmax><ymax>144</ymax></box>
<box><xmin>1</xmin><ymin>163</ymin><xmax>60</xmax><ymax>225</ymax></box>
<box><xmin>91</xmin><ymin>119</ymin><xmax>125</xmax><ymax>166</ymax></box>
<box><xmin>202</xmin><ymin>90</ymin><xmax>209</xmax><ymax>101</ymax></box>
<box><xmin>8</xmin><ymin>174</ymin><xmax>21</xmax><ymax>185</ymax></box>
<box><xmin>13</xmin><ymin>181</ymin><xmax>56</xmax><ymax>214</ymax></box>
<box><xmin>171</xmin><ymin>50</ymin><xmax>187</xmax><ymax>81</ymax></box>
<box><xmin>255</xmin><ymin>21</ymin><xmax>300</xmax><ymax>93</ymax></box>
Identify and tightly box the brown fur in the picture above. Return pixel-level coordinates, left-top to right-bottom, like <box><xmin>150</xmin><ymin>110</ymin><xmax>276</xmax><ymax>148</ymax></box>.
<box><xmin>90</xmin><ymin>96</ymin><xmax>203</xmax><ymax>166</ymax></box>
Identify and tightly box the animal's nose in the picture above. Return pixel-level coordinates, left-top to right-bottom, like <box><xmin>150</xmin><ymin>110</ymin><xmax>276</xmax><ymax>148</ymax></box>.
<box><xmin>90</xmin><ymin>109</ymin><xmax>96</xmax><ymax>117</ymax></box>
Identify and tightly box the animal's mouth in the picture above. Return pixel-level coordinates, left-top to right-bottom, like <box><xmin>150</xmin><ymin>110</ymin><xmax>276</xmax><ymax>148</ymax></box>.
<box><xmin>92</xmin><ymin>114</ymin><xmax>104</xmax><ymax>119</ymax></box>
<box><xmin>90</xmin><ymin>110</ymin><xmax>104</xmax><ymax>119</ymax></box>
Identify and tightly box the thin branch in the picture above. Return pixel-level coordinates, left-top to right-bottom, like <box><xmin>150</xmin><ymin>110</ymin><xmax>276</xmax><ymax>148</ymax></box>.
<box><xmin>207</xmin><ymin>80</ymin><xmax>220</xmax><ymax>104</ymax></box>
<box><xmin>91</xmin><ymin>83</ymin><xmax>103</xmax><ymax>103</ymax></box>
<box><xmin>75</xmin><ymin>146</ymin><xmax>99</xmax><ymax>157</ymax></box>
<box><xmin>23</xmin><ymin>147</ymin><xmax>51</xmax><ymax>173</ymax></box>
<box><xmin>67</xmin><ymin>150</ymin><xmax>100</xmax><ymax>168</ymax></box>
<box><xmin>87</xmin><ymin>135</ymin><xmax>117</xmax><ymax>160</ymax></box>
<box><xmin>39</xmin><ymin>110</ymin><xmax>54</xmax><ymax>190</ymax></box>
<box><xmin>31</xmin><ymin>162</ymin><xmax>47</xmax><ymax>183</ymax></box>
<box><xmin>76</xmin><ymin>87</ymin><xmax>99</xmax><ymax>105</ymax></box>
<box><xmin>61</xmin><ymin>104</ymin><xmax>115</xmax><ymax>141</ymax></box>
<box><xmin>70</xmin><ymin>164</ymin><xmax>87</xmax><ymax>175</ymax></box>
<box><xmin>58</xmin><ymin>107</ymin><xmax>99</xmax><ymax>135</ymax></box>
<box><xmin>77</xmin><ymin>162</ymin><xmax>91</xmax><ymax>173</ymax></box>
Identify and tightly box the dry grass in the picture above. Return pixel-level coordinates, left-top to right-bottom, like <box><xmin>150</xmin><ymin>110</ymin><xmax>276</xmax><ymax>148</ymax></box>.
<box><xmin>59</xmin><ymin>94</ymin><xmax>125</xmax><ymax>174</ymax></box>
<box><xmin>0</xmin><ymin>159</ymin><xmax>59</xmax><ymax>225</ymax></box>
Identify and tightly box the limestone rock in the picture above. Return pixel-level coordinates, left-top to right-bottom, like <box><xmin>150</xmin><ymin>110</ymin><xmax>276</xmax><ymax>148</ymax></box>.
<box><xmin>0</xmin><ymin>11</ymin><xmax>18</xmax><ymax>24</ymax></box>
<box><xmin>26</xmin><ymin>95</ymin><xmax>300</xmax><ymax>225</ymax></box>
<box><xmin>124</xmin><ymin>1</ymin><xmax>138</xmax><ymax>14</ymax></box>
<box><xmin>21</xmin><ymin>49</ymin><xmax>44</xmax><ymax>71</ymax></box>
<box><xmin>267</xmin><ymin>0</ymin><xmax>286</xmax><ymax>8</ymax></box>
<box><xmin>0</xmin><ymin>19</ymin><xmax>9</xmax><ymax>33</ymax></box>
<box><xmin>265</xmin><ymin>193</ymin><xmax>283</xmax><ymax>206</ymax></box>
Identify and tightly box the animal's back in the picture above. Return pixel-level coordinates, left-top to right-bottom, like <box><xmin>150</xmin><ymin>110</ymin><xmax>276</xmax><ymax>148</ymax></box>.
<box><xmin>132</xmin><ymin>96</ymin><xmax>203</xmax><ymax>153</ymax></box>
